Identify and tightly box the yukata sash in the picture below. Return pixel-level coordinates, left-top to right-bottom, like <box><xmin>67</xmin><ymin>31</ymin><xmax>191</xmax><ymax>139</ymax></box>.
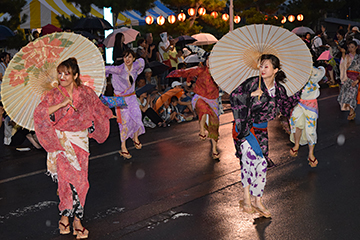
<box><xmin>232</xmin><ymin>122</ymin><xmax>268</xmax><ymax>158</ymax></box>
<box><xmin>115</xmin><ymin>92</ymin><xmax>135</xmax><ymax>123</ymax></box>
<box><xmin>47</xmin><ymin>129</ymin><xmax>89</xmax><ymax>181</ymax></box>
<box><xmin>299</xmin><ymin>99</ymin><xmax>318</xmax><ymax>115</ymax></box>
<box><xmin>347</xmin><ymin>70</ymin><xmax>360</xmax><ymax>81</ymax></box>
<box><xmin>192</xmin><ymin>94</ymin><xmax>219</xmax><ymax>117</ymax></box>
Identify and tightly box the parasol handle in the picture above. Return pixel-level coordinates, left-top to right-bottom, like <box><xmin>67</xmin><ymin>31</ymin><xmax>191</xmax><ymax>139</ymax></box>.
<box><xmin>258</xmin><ymin>71</ymin><xmax>261</xmax><ymax>100</ymax></box>
<box><xmin>55</xmin><ymin>85</ymin><xmax>78</xmax><ymax>112</ymax></box>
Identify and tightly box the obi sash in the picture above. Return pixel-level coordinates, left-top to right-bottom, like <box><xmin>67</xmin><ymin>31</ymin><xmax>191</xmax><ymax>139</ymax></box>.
<box><xmin>299</xmin><ymin>99</ymin><xmax>318</xmax><ymax>114</ymax></box>
<box><xmin>232</xmin><ymin>122</ymin><xmax>268</xmax><ymax>158</ymax></box>
<box><xmin>347</xmin><ymin>70</ymin><xmax>360</xmax><ymax>81</ymax></box>
<box><xmin>115</xmin><ymin>92</ymin><xmax>135</xmax><ymax>123</ymax></box>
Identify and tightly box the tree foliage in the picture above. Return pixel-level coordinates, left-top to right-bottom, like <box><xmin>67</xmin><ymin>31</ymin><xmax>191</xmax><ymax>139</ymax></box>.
<box><xmin>0</xmin><ymin>0</ymin><xmax>28</xmax><ymax>50</ymax></box>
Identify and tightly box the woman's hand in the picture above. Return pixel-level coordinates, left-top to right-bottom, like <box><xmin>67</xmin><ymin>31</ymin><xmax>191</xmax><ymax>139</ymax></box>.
<box><xmin>251</xmin><ymin>88</ymin><xmax>263</xmax><ymax>97</ymax></box>
<box><xmin>351</xmin><ymin>79</ymin><xmax>359</xmax><ymax>87</ymax></box>
<box><xmin>48</xmin><ymin>97</ymin><xmax>72</xmax><ymax>115</ymax></box>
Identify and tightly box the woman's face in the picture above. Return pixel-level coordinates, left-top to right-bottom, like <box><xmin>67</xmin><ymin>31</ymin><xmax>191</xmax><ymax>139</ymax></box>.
<box><xmin>260</xmin><ymin>59</ymin><xmax>278</xmax><ymax>80</ymax></box>
<box><xmin>306</xmin><ymin>33</ymin><xmax>311</xmax><ymax>40</ymax></box>
<box><xmin>124</xmin><ymin>53</ymin><xmax>135</xmax><ymax>67</ymax></box>
<box><xmin>58</xmin><ymin>67</ymin><xmax>77</xmax><ymax>88</ymax></box>
<box><xmin>348</xmin><ymin>43</ymin><xmax>357</xmax><ymax>54</ymax></box>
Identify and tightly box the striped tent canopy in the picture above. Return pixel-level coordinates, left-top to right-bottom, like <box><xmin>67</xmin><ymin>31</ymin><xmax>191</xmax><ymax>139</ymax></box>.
<box><xmin>119</xmin><ymin>0</ymin><xmax>175</xmax><ymax>26</ymax></box>
<box><xmin>18</xmin><ymin>0</ymin><xmax>174</xmax><ymax>29</ymax></box>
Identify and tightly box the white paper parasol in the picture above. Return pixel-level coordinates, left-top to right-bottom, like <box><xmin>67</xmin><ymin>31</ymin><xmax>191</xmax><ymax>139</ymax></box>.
<box><xmin>209</xmin><ymin>24</ymin><xmax>313</xmax><ymax>96</ymax></box>
<box><xmin>1</xmin><ymin>32</ymin><xmax>105</xmax><ymax>130</ymax></box>
<box><xmin>191</xmin><ymin>33</ymin><xmax>218</xmax><ymax>45</ymax></box>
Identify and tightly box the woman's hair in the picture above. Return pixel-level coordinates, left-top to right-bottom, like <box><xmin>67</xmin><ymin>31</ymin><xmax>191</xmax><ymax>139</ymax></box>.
<box><xmin>123</xmin><ymin>49</ymin><xmax>136</xmax><ymax>59</ymax></box>
<box><xmin>137</xmin><ymin>38</ymin><xmax>146</xmax><ymax>46</ymax></box>
<box><xmin>348</xmin><ymin>40</ymin><xmax>358</xmax><ymax>47</ymax></box>
<box><xmin>337</xmin><ymin>29</ymin><xmax>346</xmax><ymax>37</ymax></box>
<box><xmin>260</xmin><ymin>54</ymin><xmax>287</xmax><ymax>83</ymax></box>
<box><xmin>114</xmin><ymin>33</ymin><xmax>124</xmax><ymax>47</ymax></box>
<box><xmin>57</xmin><ymin>57</ymin><xmax>81</xmax><ymax>86</ymax></box>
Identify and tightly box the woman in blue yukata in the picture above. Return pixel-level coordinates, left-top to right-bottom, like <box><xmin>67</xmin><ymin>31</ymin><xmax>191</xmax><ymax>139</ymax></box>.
<box><xmin>230</xmin><ymin>54</ymin><xmax>301</xmax><ymax>218</ymax></box>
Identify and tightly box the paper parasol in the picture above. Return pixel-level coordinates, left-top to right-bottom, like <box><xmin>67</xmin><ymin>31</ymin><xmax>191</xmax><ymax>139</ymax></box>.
<box><xmin>209</xmin><ymin>24</ymin><xmax>313</xmax><ymax>96</ymax></box>
<box><xmin>1</xmin><ymin>32</ymin><xmax>106</xmax><ymax>130</ymax></box>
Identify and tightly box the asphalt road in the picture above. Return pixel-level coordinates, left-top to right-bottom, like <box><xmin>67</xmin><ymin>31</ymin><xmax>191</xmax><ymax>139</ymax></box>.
<box><xmin>0</xmin><ymin>86</ymin><xmax>359</xmax><ymax>240</ymax></box>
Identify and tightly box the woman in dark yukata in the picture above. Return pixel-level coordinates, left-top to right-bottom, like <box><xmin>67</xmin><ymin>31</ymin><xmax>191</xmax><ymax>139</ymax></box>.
<box><xmin>230</xmin><ymin>54</ymin><xmax>301</xmax><ymax>218</ymax></box>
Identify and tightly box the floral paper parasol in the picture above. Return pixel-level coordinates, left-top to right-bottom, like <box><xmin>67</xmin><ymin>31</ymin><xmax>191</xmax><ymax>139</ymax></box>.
<box><xmin>209</xmin><ymin>24</ymin><xmax>313</xmax><ymax>96</ymax></box>
<box><xmin>1</xmin><ymin>32</ymin><xmax>106</xmax><ymax>130</ymax></box>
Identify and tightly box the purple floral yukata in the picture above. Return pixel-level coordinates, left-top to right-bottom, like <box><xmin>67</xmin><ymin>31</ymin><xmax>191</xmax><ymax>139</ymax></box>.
<box><xmin>230</xmin><ymin>76</ymin><xmax>300</xmax><ymax>197</ymax></box>
<box><xmin>105</xmin><ymin>58</ymin><xmax>145</xmax><ymax>143</ymax></box>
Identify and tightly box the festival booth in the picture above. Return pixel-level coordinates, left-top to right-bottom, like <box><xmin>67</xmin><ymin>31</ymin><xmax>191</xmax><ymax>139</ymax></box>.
<box><xmin>18</xmin><ymin>0</ymin><xmax>174</xmax><ymax>29</ymax></box>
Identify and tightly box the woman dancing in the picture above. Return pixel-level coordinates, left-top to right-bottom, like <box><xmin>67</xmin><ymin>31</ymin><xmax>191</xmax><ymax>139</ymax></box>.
<box><xmin>34</xmin><ymin>58</ymin><xmax>113</xmax><ymax>239</ymax></box>
<box><xmin>337</xmin><ymin>40</ymin><xmax>360</xmax><ymax>120</ymax></box>
<box><xmin>166</xmin><ymin>48</ymin><xmax>220</xmax><ymax>159</ymax></box>
<box><xmin>289</xmin><ymin>66</ymin><xmax>325</xmax><ymax>167</ymax></box>
<box><xmin>106</xmin><ymin>49</ymin><xmax>145</xmax><ymax>159</ymax></box>
<box><xmin>230</xmin><ymin>54</ymin><xmax>301</xmax><ymax>218</ymax></box>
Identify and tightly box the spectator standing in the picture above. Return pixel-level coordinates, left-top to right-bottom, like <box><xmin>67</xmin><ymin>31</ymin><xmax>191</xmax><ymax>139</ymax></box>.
<box><xmin>136</xmin><ymin>38</ymin><xmax>148</xmax><ymax>62</ymax></box>
<box><xmin>113</xmin><ymin>33</ymin><xmax>129</xmax><ymax>65</ymax></box>
<box><xmin>145</xmin><ymin>33</ymin><xmax>158</xmax><ymax>62</ymax></box>
<box><xmin>337</xmin><ymin>41</ymin><xmax>360</xmax><ymax>120</ymax></box>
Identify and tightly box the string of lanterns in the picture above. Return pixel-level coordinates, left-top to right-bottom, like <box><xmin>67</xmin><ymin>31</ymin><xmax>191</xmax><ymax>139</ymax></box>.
<box><xmin>145</xmin><ymin>6</ymin><xmax>241</xmax><ymax>25</ymax></box>
<box><xmin>145</xmin><ymin>7</ymin><xmax>303</xmax><ymax>26</ymax></box>
<box><xmin>281</xmin><ymin>14</ymin><xmax>304</xmax><ymax>24</ymax></box>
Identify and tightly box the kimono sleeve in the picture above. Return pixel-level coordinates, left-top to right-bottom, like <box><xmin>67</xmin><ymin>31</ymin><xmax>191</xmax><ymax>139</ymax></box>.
<box><xmin>105</xmin><ymin>65</ymin><xmax>123</xmax><ymax>78</ymax></box>
<box><xmin>33</xmin><ymin>93</ymin><xmax>64</xmax><ymax>152</ymax></box>
<box><xmin>230</xmin><ymin>82</ymin><xmax>252</xmax><ymax>142</ymax></box>
<box><xmin>277</xmin><ymin>85</ymin><xmax>301</xmax><ymax>117</ymax></box>
<box><xmin>166</xmin><ymin>66</ymin><xmax>200</xmax><ymax>82</ymax></box>
<box><xmin>134</xmin><ymin>58</ymin><xmax>145</xmax><ymax>76</ymax></box>
<box><xmin>86</xmin><ymin>88</ymin><xmax>113</xmax><ymax>143</ymax></box>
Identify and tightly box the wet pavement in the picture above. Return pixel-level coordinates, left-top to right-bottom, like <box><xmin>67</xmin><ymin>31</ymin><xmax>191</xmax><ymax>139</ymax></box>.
<box><xmin>1</xmin><ymin>86</ymin><xmax>359</xmax><ymax>239</ymax></box>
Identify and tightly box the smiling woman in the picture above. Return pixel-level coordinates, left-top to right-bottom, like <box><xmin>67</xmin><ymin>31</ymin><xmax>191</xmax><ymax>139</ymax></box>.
<box><xmin>105</xmin><ymin>49</ymin><xmax>145</xmax><ymax>159</ymax></box>
<box><xmin>33</xmin><ymin>57</ymin><xmax>113</xmax><ymax>239</ymax></box>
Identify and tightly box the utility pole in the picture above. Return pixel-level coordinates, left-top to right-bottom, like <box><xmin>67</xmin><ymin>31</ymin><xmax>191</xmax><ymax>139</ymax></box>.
<box><xmin>230</xmin><ymin>0</ymin><xmax>234</xmax><ymax>31</ymax></box>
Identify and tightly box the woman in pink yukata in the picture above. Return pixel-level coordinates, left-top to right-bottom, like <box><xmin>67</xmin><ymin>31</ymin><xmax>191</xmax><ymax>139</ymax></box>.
<box><xmin>34</xmin><ymin>58</ymin><xmax>113</xmax><ymax>239</ymax></box>
<box><xmin>105</xmin><ymin>49</ymin><xmax>145</xmax><ymax>159</ymax></box>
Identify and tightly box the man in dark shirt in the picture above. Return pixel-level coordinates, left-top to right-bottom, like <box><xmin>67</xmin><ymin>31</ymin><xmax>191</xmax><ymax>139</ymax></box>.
<box><xmin>146</xmin><ymin>33</ymin><xmax>158</xmax><ymax>62</ymax></box>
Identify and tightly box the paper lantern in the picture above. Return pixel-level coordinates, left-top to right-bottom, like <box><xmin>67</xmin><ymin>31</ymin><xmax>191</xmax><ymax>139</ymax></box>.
<box><xmin>157</xmin><ymin>15</ymin><xmax>165</xmax><ymax>25</ymax></box>
<box><xmin>288</xmin><ymin>15</ymin><xmax>295</xmax><ymax>22</ymax></box>
<box><xmin>178</xmin><ymin>12</ymin><xmax>186</xmax><ymax>22</ymax></box>
<box><xmin>198</xmin><ymin>7</ymin><xmax>206</xmax><ymax>16</ymax></box>
<box><xmin>188</xmin><ymin>8</ymin><xmax>196</xmax><ymax>16</ymax></box>
<box><xmin>234</xmin><ymin>15</ymin><xmax>241</xmax><ymax>24</ymax></box>
<box><xmin>297</xmin><ymin>14</ymin><xmax>304</xmax><ymax>21</ymax></box>
<box><xmin>168</xmin><ymin>15</ymin><xmax>176</xmax><ymax>24</ymax></box>
<box><xmin>265</xmin><ymin>15</ymin><xmax>268</xmax><ymax>21</ymax></box>
<box><xmin>281</xmin><ymin>16</ymin><xmax>286</xmax><ymax>24</ymax></box>
<box><xmin>145</xmin><ymin>16</ymin><xmax>154</xmax><ymax>25</ymax></box>
<box><xmin>211</xmin><ymin>11</ymin><xmax>218</xmax><ymax>18</ymax></box>
<box><xmin>222</xmin><ymin>13</ymin><xmax>229</xmax><ymax>21</ymax></box>
<box><xmin>274</xmin><ymin>16</ymin><xmax>278</xmax><ymax>20</ymax></box>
